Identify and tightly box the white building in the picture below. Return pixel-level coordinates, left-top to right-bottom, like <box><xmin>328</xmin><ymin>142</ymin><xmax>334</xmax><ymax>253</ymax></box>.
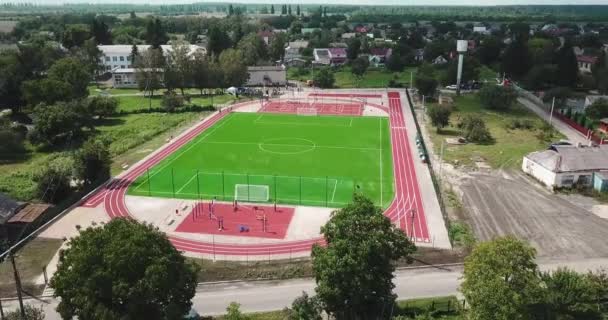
<box><xmin>284</xmin><ymin>40</ymin><xmax>309</xmax><ymax>61</ymax></box>
<box><xmin>473</xmin><ymin>26</ymin><xmax>490</xmax><ymax>35</ymax></box>
<box><xmin>246</xmin><ymin>66</ymin><xmax>286</xmax><ymax>86</ymax></box>
<box><xmin>99</xmin><ymin>44</ymin><xmax>205</xmax><ymax>72</ymax></box>
<box><xmin>522</xmin><ymin>145</ymin><xmax>608</xmax><ymax>189</ymax></box>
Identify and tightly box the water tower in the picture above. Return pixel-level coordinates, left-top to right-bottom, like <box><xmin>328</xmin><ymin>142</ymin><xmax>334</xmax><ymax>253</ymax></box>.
<box><xmin>456</xmin><ymin>40</ymin><xmax>468</xmax><ymax>96</ymax></box>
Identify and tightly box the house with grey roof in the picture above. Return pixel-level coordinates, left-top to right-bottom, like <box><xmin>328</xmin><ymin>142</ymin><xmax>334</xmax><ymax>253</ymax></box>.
<box><xmin>522</xmin><ymin>145</ymin><xmax>608</xmax><ymax>189</ymax></box>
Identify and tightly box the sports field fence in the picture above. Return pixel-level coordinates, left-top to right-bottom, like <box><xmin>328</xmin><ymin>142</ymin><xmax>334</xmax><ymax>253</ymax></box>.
<box><xmin>129</xmin><ymin>169</ymin><xmax>391</xmax><ymax>208</ymax></box>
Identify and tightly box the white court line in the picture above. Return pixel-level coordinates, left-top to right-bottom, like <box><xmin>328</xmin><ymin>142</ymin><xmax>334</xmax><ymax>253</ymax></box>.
<box><xmin>330</xmin><ymin>179</ymin><xmax>338</xmax><ymax>202</ymax></box>
<box><xmin>203</xmin><ymin>141</ymin><xmax>381</xmax><ymax>151</ymax></box>
<box><xmin>253</xmin><ymin>121</ymin><xmax>353</xmax><ymax>127</ymax></box>
<box><xmin>349</xmin><ymin>117</ymin><xmax>354</xmax><ymax>127</ymax></box>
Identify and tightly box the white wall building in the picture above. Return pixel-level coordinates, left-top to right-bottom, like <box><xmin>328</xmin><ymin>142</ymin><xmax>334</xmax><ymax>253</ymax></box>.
<box><xmin>99</xmin><ymin>44</ymin><xmax>205</xmax><ymax>72</ymax></box>
<box><xmin>522</xmin><ymin>145</ymin><xmax>608</xmax><ymax>189</ymax></box>
<box><xmin>246</xmin><ymin>66</ymin><xmax>286</xmax><ymax>86</ymax></box>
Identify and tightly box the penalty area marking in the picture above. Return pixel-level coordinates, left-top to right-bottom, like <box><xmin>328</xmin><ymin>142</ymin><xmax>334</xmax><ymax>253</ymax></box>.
<box><xmin>258</xmin><ymin>138</ymin><xmax>317</xmax><ymax>155</ymax></box>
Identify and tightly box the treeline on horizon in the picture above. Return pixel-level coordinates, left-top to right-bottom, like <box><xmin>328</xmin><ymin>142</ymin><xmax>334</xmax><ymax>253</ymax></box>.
<box><xmin>1</xmin><ymin>3</ymin><xmax>608</xmax><ymax>21</ymax></box>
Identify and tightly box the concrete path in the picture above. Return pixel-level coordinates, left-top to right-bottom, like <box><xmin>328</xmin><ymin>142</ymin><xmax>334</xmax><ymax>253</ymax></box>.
<box><xmin>518</xmin><ymin>97</ymin><xmax>588</xmax><ymax>145</ymax></box>
<box><xmin>5</xmin><ymin>258</ymin><xmax>608</xmax><ymax>319</ymax></box>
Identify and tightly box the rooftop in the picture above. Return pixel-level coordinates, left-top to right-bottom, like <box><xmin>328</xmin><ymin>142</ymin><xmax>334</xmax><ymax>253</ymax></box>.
<box><xmin>526</xmin><ymin>145</ymin><xmax>608</xmax><ymax>173</ymax></box>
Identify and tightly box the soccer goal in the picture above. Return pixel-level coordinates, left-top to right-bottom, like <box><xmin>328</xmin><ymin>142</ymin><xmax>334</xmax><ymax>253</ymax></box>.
<box><xmin>297</xmin><ymin>107</ymin><xmax>318</xmax><ymax>116</ymax></box>
<box><xmin>234</xmin><ymin>184</ymin><xmax>270</xmax><ymax>202</ymax></box>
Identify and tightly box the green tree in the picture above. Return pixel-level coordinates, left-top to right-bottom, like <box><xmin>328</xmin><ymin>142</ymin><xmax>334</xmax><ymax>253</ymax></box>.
<box><xmin>74</xmin><ymin>137</ymin><xmax>111</xmax><ymax>185</ymax></box>
<box><xmin>313</xmin><ymin>68</ymin><xmax>335</xmax><ymax>89</ymax></box>
<box><xmin>285</xmin><ymin>292</ymin><xmax>323</xmax><ymax>320</ymax></box>
<box><xmin>207</xmin><ymin>26</ymin><xmax>232</xmax><ymax>58</ymax></box>
<box><xmin>347</xmin><ymin>38</ymin><xmax>361</xmax><ymax>61</ymax></box>
<box><xmin>270</xmin><ymin>4</ymin><xmax>275</xmax><ymax>14</ymax></box>
<box><xmin>312</xmin><ymin>194</ymin><xmax>416</xmax><ymax>320</ymax></box>
<box><xmin>51</xmin><ymin>219</ymin><xmax>199</xmax><ymax>320</ymax></box>
<box><xmin>501</xmin><ymin>39</ymin><xmax>531</xmax><ymax>79</ymax></box>
<box><xmin>442</xmin><ymin>56</ymin><xmax>480</xmax><ymax>86</ymax></box>
<box><xmin>136</xmin><ymin>48</ymin><xmax>165</xmax><ymax>108</ymax></box>
<box><xmin>460</xmin><ymin>236</ymin><xmax>541</xmax><ymax>320</ymax></box>
<box><xmin>350</xmin><ymin>56</ymin><xmax>369</xmax><ymax>81</ymax></box>
<box><xmin>555</xmin><ymin>41</ymin><xmax>579</xmax><ymax>88</ymax></box>
<box><xmin>458</xmin><ymin>115</ymin><xmax>493</xmax><ymax>143</ymax></box>
<box><xmin>219</xmin><ymin>49</ymin><xmax>248</xmax><ymax>87</ymax></box>
<box><xmin>427</xmin><ymin>104</ymin><xmax>452</xmax><ymax>132</ymax></box>
<box><xmin>479</xmin><ymin>85</ymin><xmax>517</xmax><ymax>111</ymax></box>
<box><xmin>539</xmin><ymin>268</ymin><xmax>602</xmax><ymax>320</ymax></box>
<box><xmin>33</xmin><ymin>155</ymin><xmax>73</xmax><ymax>203</ymax></box>
<box><xmin>168</xmin><ymin>42</ymin><xmax>194</xmax><ymax>95</ymax></box>
<box><xmin>47</xmin><ymin>57</ymin><xmax>92</xmax><ymax>100</ymax></box>
<box><xmin>61</xmin><ymin>24</ymin><xmax>91</xmax><ymax>49</ymax></box>
<box><xmin>130</xmin><ymin>44</ymin><xmax>140</xmax><ymax>65</ymax></box>
<box><xmin>477</xmin><ymin>35</ymin><xmax>502</xmax><ymax>66</ymax></box>
<box><xmin>0</xmin><ymin>118</ymin><xmax>26</xmax><ymax>160</ymax></box>
<box><xmin>91</xmin><ymin>19</ymin><xmax>112</xmax><ymax>45</ymax></box>
<box><xmin>296</xmin><ymin>5</ymin><xmax>300</xmax><ymax>15</ymax></box>
<box><xmin>21</xmin><ymin>78</ymin><xmax>72</xmax><ymax>107</ymax></box>
<box><xmin>5</xmin><ymin>304</ymin><xmax>45</xmax><ymax>320</ymax></box>
<box><xmin>191</xmin><ymin>50</ymin><xmax>211</xmax><ymax>94</ymax></box>
<box><xmin>237</xmin><ymin>33</ymin><xmax>268</xmax><ymax>66</ymax></box>
<box><xmin>87</xmin><ymin>96</ymin><xmax>118</xmax><ymax>118</ymax></box>
<box><xmin>161</xmin><ymin>91</ymin><xmax>185</xmax><ymax>111</ymax></box>
<box><xmin>585</xmin><ymin>98</ymin><xmax>608</xmax><ymax>120</ymax></box>
<box><xmin>269</xmin><ymin>32</ymin><xmax>287</xmax><ymax>62</ymax></box>
<box><xmin>225</xmin><ymin>302</ymin><xmax>247</xmax><ymax>320</ymax></box>
<box><xmin>30</xmin><ymin>101</ymin><xmax>87</xmax><ymax>146</ymax></box>
<box><xmin>414</xmin><ymin>74</ymin><xmax>438</xmax><ymax>98</ymax></box>
<box><xmin>145</xmin><ymin>18</ymin><xmax>168</xmax><ymax>48</ymax></box>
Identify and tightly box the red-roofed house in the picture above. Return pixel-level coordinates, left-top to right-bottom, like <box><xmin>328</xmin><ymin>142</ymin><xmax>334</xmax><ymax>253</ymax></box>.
<box><xmin>577</xmin><ymin>55</ymin><xmax>598</xmax><ymax>73</ymax></box>
<box><xmin>354</xmin><ymin>26</ymin><xmax>369</xmax><ymax>34</ymax></box>
<box><xmin>328</xmin><ymin>48</ymin><xmax>347</xmax><ymax>65</ymax></box>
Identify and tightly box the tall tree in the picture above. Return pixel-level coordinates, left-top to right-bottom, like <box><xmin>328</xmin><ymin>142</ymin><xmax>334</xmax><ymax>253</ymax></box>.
<box><xmin>237</xmin><ymin>33</ymin><xmax>268</xmax><ymax>66</ymax></box>
<box><xmin>29</xmin><ymin>101</ymin><xmax>88</xmax><ymax>147</ymax></box>
<box><xmin>460</xmin><ymin>236</ymin><xmax>542</xmax><ymax>320</ymax></box>
<box><xmin>350</xmin><ymin>56</ymin><xmax>369</xmax><ymax>82</ymax></box>
<box><xmin>414</xmin><ymin>74</ymin><xmax>438</xmax><ymax>97</ymax></box>
<box><xmin>47</xmin><ymin>57</ymin><xmax>92</xmax><ymax>100</ymax></box>
<box><xmin>312</xmin><ymin>195</ymin><xmax>416</xmax><ymax>320</ymax></box>
<box><xmin>74</xmin><ymin>137</ymin><xmax>111</xmax><ymax>185</ymax></box>
<box><xmin>168</xmin><ymin>42</ymin><xmax>194</xmax><ymax>95</ymax></box>
<box><xmin>135</xmin><ymin>48</ymin><xmax>165</xmax><ymax>108</ymax></box>
<box><xmin>555</xmin><ymin>41</ymin><xmax>579</xmax><ymax>87</ymax></box>
<box><xmin>218</xmin><ymin>49</ymin><xmax>248</xmax><ymax>87</ymax></box>
<box><xmin>33</xmin><ymin>155</ymin><xmax>73</xmax><ymax>203</ymax></box>
<box><xmin>191</xmin><ymin>50</ymin><xmax>211</xmax><ymax>95</ymax></box>
<box><xmin>50</xmin><ymin>219</ymin><xmax>199</xmax><ymax>320</ymax></box>
<box><xmin>296</xmin><ymin>5</ymin><xmax>300</xmax><ymax>16</ymax></box>
<box><xmin>288</xmin><ymin>4</ymin><xmax>292</xmax><ymax>15</ymax></box>
<box><xmin>145</xmin><ymin>18</ymin><xmax>168</xmax><ymax>48</ymax></box>
<box><xmin>346</xmin><ymin>38</ymin><xmax>361</xmax><ymax>61</ymax></box>
<box><xmin>61</xmin><ymin>24</ymin><xmax>91</xmax><ymax>49</ymax></box>
<box><xmin>427</xmin><ymin>104</ymin><xmax>452</xmax><ymax>132</ymax></box>
<box><xmin>479</xmin><ymin>85</ymin><xmax>517</xmax><ymax>111</ymax></box>
<box><xmin>476</xmin><ymin>35</ymin><xmax>502</xmax><ymax>66</ymax></box>
<box><xmin>270</xmin><ymin>4</ymin><xmax>275</xmax><ymax>14</ymax></box>
<box><xmin>91</xmin><ymin>19</ymin><xmax>112</xmax><ymax>45</ymax></box>
<box><xmin>501</xmin><ymin>39</ymin><xmax>531</xmax><ymax>79</ymax></box>
<box><xmin>269</xmin><ymin>32</ymin><xmax>287</xmax><ymax>62</ymax></box>
<box><xmin>130</xmin><ymin>44</ymin><xmax>140</xmax><ymax>65</ymax></box>
<box><xmin>538</xmin><ymin>268</ymin><xmax>603</xmax><ymax>320</ymax></box>
<box><xmin>313</xmin><ymin>68</ymin><xmax>335</xmax><ymax>89</ymax></box>
<box><xmin>207</xmin><ymin>26</ymin><xmax>232</xmax><ymax>59</ymax></box>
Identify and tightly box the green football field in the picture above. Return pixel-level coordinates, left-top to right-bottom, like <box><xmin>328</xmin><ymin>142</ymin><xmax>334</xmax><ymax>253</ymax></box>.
<box><xmin>128</xmin><ymin>112</ymin><xmax>394</xmax><ymax>207</ymax></box>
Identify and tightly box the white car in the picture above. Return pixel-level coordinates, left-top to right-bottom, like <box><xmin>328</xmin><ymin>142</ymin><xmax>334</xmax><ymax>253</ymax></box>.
<box><xmin>445</xmin><ymin>85</ymin><xmax>458</xmax><ymax>90</ymax></box>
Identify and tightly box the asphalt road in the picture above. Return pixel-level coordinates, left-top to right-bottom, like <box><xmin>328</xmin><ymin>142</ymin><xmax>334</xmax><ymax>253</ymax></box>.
<box><xmin>5</xmin><ymin>259</ymin><xmax>608</xmax><ymax>319</ymax></box>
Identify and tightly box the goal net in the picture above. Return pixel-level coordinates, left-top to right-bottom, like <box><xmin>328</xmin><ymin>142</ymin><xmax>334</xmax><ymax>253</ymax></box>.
<box><xmin>297</xmin><ymin>107</ymin><xmax>318</xmax><ymax>116</ymax></box>
<box><xmin>234</xmin><ymin>184</ymin><xmax>270</xmax><ymax>202</ymax></box>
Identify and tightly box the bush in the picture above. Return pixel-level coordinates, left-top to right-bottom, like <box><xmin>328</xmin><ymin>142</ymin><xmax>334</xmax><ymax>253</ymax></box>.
<box><xmin>313</xmin><ymin>68</ymin><xmax>335</xmax><ymax>89</ymax></box>
<box><xmin>427</xmin><ymin>104</ymin><xmax>452</xmax><ymax>132</ymax></box>
<box><xmin>565</xmin><ymin>108</ymin><xmax>572</xmax><ymax>118</ymax></box>
<box><xmin>479</xmin><ymin>85</ymin><xmax>517</xmax><ymax>111</ymax></box>
<box><xmin>414</xmin><ymin>75</ymin><xmax>438</xmax><ymax>98</ymax></box>
<box><xmin>5</xmin><ymin>304</ymin><xmax>44</xmax><ymax>320</ymax></box>
<box><xmin>88</xmin><ymin>96</ymin><xmax>118</xmax><ymax>118</ymax></box>
<box><xmin>505</xmin><ymin>119</ymin><xmax>534</xmax><ymax>130</ymax></box>
<box><xmin>33</xmin><ymin>155</ymin><xmax>74</xmax><ymax>203</ymax></box>
<box><xmin>161</xmin><ymin>91</ymin><xmax>185</xmax><ymax>112</ymax></box>
<box><xmin>458</xmin><ymin>115</ymin><xmax>493</xmax><ymax>143</ymax></box>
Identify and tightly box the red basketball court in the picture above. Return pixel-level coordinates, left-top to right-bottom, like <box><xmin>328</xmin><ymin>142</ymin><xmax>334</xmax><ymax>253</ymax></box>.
<box><xmin>174</xmin><ymin>202</ymin><xmax>295</xmax><ymax>239</ymax></box>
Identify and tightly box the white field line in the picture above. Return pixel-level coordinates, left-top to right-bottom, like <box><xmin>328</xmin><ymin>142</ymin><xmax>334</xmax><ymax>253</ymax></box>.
<box><xmin>330</xmin><ymin>179</ymin><xmax>338</xmax><ymax>202</ymax></box>
<box><xmin>203</xmin><ymin>141</ymin><xmax>380</xmax><ymax>151</ymax></box>
<box><xmin>140</xmin><ymin>115</ymin><xmax>235</xmax><ymax>185</ymax></box>
<box><xmin>379</xmin><ymin>118</ymin><xmax>383</xmax><ymax>206</ymax></box>
<box><xmin>253</xmin><ymin>120</ymin><xmax>352</xmax><ymax>127</ymax></box>
<box><xmin>176</xmin><ymin>172</ymin><xmax>199</xmax><ymax>194</ymax></box>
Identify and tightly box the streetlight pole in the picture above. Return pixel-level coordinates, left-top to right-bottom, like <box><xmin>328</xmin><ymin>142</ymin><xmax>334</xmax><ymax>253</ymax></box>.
<box><xmin>549</xmin><ymin>97</ymin><xmax>555</xmax><ymax>126</ymax></box>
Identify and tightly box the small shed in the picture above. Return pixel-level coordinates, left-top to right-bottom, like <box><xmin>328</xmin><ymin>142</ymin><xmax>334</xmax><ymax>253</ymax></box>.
<box><xmin>593</xmin><ymin>171</ymin><xmax>608</xmax><ymax>192</ymax></box>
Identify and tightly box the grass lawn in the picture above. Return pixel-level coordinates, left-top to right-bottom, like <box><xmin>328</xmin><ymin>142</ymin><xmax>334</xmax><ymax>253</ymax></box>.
<box><xmin>426</xmin><ymin>94</ymin><xmax>563</xmax><ymax>169</ymax></box>
<box><xmin>115</xmin><ymin>94</ymin><xmax>235</xmax><ymax>113</ymax></box>
<box><xmin>0</xmin><ymin>237</ymin><xmax>63</xmax><ymax>297</ymax></box>
<box><xmin>212</xmin><ymin>296</ymin><xmax>462</xmax><ymax>319</ymax></box>
<box><xmin>287</xmin><ymin>66</ymin><xmax>417</xmax><ymax>88</ymax></box>
<box><xmin>88</xmin><ymin>85</ymin><xmax>206</xmax><ymax>96</ymax></box>
<box><xmin>128</xmin><ymin>113</ymin><xmax>394</xmax><ymax>208</ymax></box>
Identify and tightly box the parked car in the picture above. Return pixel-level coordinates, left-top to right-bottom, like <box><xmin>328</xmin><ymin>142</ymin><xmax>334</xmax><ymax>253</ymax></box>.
<box><xmin>445</xmin><ymin>84</ymin><xmax>458</xmax><ymax>90</ymax></box>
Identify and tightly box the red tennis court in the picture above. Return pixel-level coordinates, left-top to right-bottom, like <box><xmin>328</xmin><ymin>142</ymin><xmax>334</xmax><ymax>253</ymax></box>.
<box><xmin>260</xmin><ymin>100</ymin><xmax>363</xmax><ymax>116</ymax></box>
<box><xmin>175</xmin><ymin>202</ymin><xmax>294</xmax><ymax>239</ymax></box>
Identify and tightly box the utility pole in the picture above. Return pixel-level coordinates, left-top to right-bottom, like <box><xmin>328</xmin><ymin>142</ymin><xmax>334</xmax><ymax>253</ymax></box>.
<box><xmin>10</xmin><ymin>252</ymin><xmax>25</xmax><ymax>320</ymax></box>
<box><xmin>549</xmin><ymin>97</ymin><xmax>555</xmax><ymax>125</ymax></box>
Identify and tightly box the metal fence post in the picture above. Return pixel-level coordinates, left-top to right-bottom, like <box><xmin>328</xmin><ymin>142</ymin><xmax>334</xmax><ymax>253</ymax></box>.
<box><xmin>147</xmin><ymin>168</ymin><xmax>151</xmax><ymax>196</ymax></box>
<box><xmin>171</xmin><ymin>167</ymin><xmax>175</xmax><ymax>197</ymax></box>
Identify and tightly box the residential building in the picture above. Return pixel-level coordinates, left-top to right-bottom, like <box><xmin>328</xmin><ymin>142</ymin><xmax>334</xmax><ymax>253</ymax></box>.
<box><xmin>313</xmin><ymin>48</ymin><xmax>347</xmax><ymax>66</ymax></box>
<box><xmin>414</xmin><ymin>49</ymin><xmax>425</xmax><ymax>62</ymax></box>
<box><xmin>432</xmin><ymin>55</ymin><xmax>448</xmax><ymax>65</ymax></box>
<box><xmin>246</xmin><ymin>66</ymin><xmax>286</xmax><ymax>86</ymax></box>
<box><xmin>584</xmin><ymin>95</ymin><xmax>608</xmax><ymax>108</ymax></box>
<box><xmin>341</xmin><ymin>32</ymin><xmax>356</xmax><ymax>40</ymax></box>
<box><xmin>284</xmin><ymin>40</ymin><xmax>309</xmax><ymax>61</ymax></box>
<box><xmin>473</xmin><ymin>26</ymin><xmax>490</xmax><ymax>35</ymax></box>
<box><xmin>0</xmin><ymin>193</ymin><xmax>51</xmax><ymax>241</ymax></box>
<box><xmin>368</xmin><ymin>48</ymin><xmax>392</xmax><ymax>66</ymax></box>
<box><xmin>577</xmin><ymin>55</ymin><xmax>598</xmax><ymax>73</ymax></box>
<box><xmin>111</xmin><ymin>68</ymin><xmax>140</xmax><ymax>88</ymax></box>
<box><xmin>98</xmin><ymin>44</ymin><xmax>205</xmax><ymax>72</ymax></box>
<box><xmin>329</xmin><ymin>42</ymin><xmax>347</xmax><ymax>48</ymax></box>
<box><xmin>522</xmin><ymin>145</ymin><xmax>608</xmax><ymax>189</ymax></box>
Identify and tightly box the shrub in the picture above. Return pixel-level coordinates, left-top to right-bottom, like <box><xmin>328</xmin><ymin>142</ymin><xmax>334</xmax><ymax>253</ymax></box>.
<box><xmin>427</xmin><ymin>104</ymin><xmax>452</xmax><ymax>132</ymax></box>
<box><xmin>459</xmin><ymin>115</ymin><xmax>493</xmax><ymax>143</ymax></box>
<box><xmin>161</xmin><ymin>91</ymin><xmax>184</xmax><ymax>112</ymax></box>
<box><xmin>479</xmin><ymin>85</ymin><xmax>517</xmax><ymax>111</ymax></box>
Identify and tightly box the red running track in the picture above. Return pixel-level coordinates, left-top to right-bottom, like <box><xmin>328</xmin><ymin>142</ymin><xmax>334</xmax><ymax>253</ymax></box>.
<box><xmin>309</xmin><ymin>93</ymin><xmax>382</xmax><ymax>99</ymax></box>
<box><xmin>93</xmin><ymin>94</ymin><xmax>429</xmax><ymax>256</ymax></box>
<box><xmin>259</xmin><ymin>100</ymin><xmax>362</xmax><ymax>116</ymax></box>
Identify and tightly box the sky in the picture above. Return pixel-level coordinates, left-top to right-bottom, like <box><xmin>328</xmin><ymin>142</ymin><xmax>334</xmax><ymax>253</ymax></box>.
<box><xmin>10</xmin><ymin>0</ymin><xmax>608</xmax><ymax>5</ymax></box>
